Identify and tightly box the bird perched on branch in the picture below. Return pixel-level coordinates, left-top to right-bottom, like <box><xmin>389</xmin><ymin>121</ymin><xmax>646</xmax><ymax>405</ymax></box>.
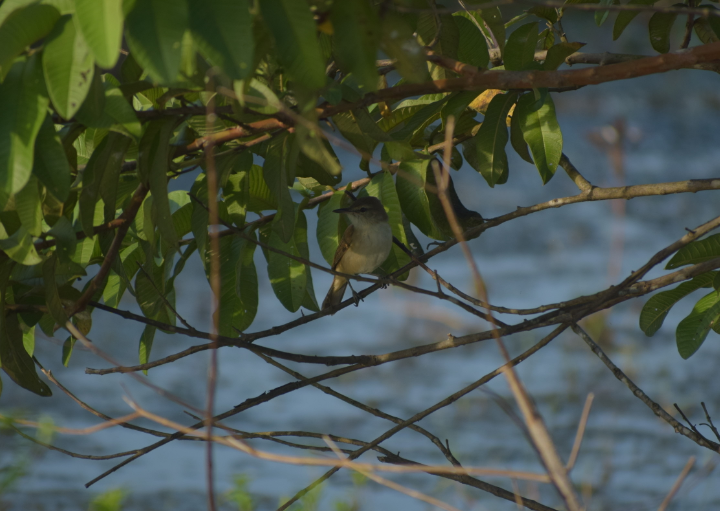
<box><xmin>322</xmin><ymin>196</ymin><xmax>393</xmax><ymax>311</ymax></box>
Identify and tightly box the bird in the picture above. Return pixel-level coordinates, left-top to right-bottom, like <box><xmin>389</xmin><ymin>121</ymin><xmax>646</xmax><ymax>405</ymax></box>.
<box><xmin>322</xmin><ymin>196</ymin><xmax>393</xmax><ymax>311</ymax></box>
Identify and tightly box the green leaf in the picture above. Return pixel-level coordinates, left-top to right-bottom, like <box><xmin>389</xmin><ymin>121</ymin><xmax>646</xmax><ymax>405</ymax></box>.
<box><xmin>125</xmin><ymin>0</ymin><xmax>189</xmax><ymax>84</ymax></box>
<box><xmin>0</xmin><ymin>313</ymin><xmax>52</xmax><ymax>396</ymax></box>
<box><xmin>135</xmin><ymin>253</ymin><xmax>175</xmax><ymax>327</ymax></box>
<box><xmin>528</xmin><ymin>6</ymin><xmax>559</xmax><ymax>23</ymax></box>
<box><xmin>504</xmin><ymin>22</ymin><xmax>539</xmax><ymax>71</ymax></box>
<box><xmin>61</xmin><ymin>336</ymin><xmax>75</xmax><ymax>366</ymax></box>
<box><xmin>363</xmin><ymin>171</ymin><xmax>411</xmax><ymax>279</ymax></box>
<box><xmin>694</xmin><ymin>16</ymin><xmax>720</xmax><ymax>43</ymax></box>
<box><xmin>79</xmin><ymin>132</ymin><xmax>131</xmax><ymax>236</ymax></box>
<box><xmin>0</xmin><ymin>3</ymin><xmax>60</xmax><ymax>81</ymax></box>
<box><xmin>138</xmin><ymin>119</ymin><xmax>178</xmax><ymax>248</ymax></box>
<box><xmin>595</xmin><ymin>0</ymin><xmax>613</xmax><ymax>26</ymax></box>
<box><xmin>295</xmin><ymin>210</ymin><xmax>319</xmax><ymax>312</ymax></box>
<box><xmin>391</xmin><ymin>96</ymin><xmax>450</xmax><ymax>142</ymax></box>
<box><xmin>418</xmin><ymin>12</ymin><xmax>459</xmax><ymax>80</ymax></box>
<box><xmin>138</xmin><ymin>325</ymin><xmax>155</xmax><ymax>372</ymax></box>
<box><xmin>510</xmin><ymin>105</ymin><xmax>533</xmax><ymax>163</ymax></box>
<box><xmin>425</xmin><ymin>160</ymin><xmax>484</xmax><ymax>239</ymax></box>
<box><xmin>43</xmin><ymin>254</ymin><xmax>68</xmax><ymax>327</ymax></box>
<box><xmin>42</xmin><ymin>15</ymin><xmax>94</xmax><ymax>120</ymax></box>
<box><xmin>543</xmin><ymin>42</ymin><xmax>585</xmax><ymax>70</ymax></box>
<box><xmin>47</xmin><ymin>216</ymin><xmax>77</xmax><ymax>262</ymax></box>
<box><xmin>189</xmin><ymin>0</ymin><xmax>253</xmax><ymax>80</ymax></box>
<box><xmin>454</xmin><ymin>14</ymin><xmax>490</xmax><ymax>69</ymax></box>
<box><xmin>259</xmin><ymin>0</ymin><xmax>325</xmax><ymax>91</ymax></box>
<box><xmin>381</xmin><ymin>12</ymin><xmax>430</xmax><ymax>84</ymax></box>
<box><xmin>296</xmin><ymin>122</ymin><xmax>342</xmax><ymax>177</ymax></box>
<box><xmin>396</xmin><ymin>160</ymin><xmax>447</xmax><ymax>240</ymax></box>
<box><xmin>666</xmin><ymin>233</ymin><xmax>720</xmax><ymax>269</ymax></box>
<box><xmin>316</xmin><ymin>190</ymin><xmax>348</xmax><ymax>265</ymax></box>
<box><xmin>0</xmin><ymin>56</ymin><xmax>49</xmax><ymax>205</ymax></box>
<box><xmin>640</xmin><ymin>272</ymin><xmax>716</xmax><ymax>336</ymax></box>
<box><xmin>33</xmin><ymin>115</ymin><xmax>72</xmax><ymax>202</ymax></box>
<box><xmin>466</xmin><ymin>92</ymin><xmax>517</xmax><ymax>187</ymax></box>
<box><xmin>74</xmin><ymin>0</ymin><xmax>124</xmax><ymax>69</ymax></box>
<box><xmin>263</xmin><ymin>134</ymin><xmax>296</xmax><ymax>243</ymax></box>
<box><xmin>648</xmin><ymin>11</ymin><xmax>679</xmax><ymax>53</ymax></box>
<box><xmin>296</xmin><ymin>147</ymin><xmax>342</xmax><ymax>186</ymax></box>
<box><xmin>330</xmin><ymin>0</ymin><xmax>379</xmax><ymax>92</ymax></box>
<box><xmin>15</xmin><ymin>176</ymin><xmax>42</xmax><ymax>237</ymax></box>
<box><xmin>262</xmin><ymin>216</ymin><xmax>307</xmax><ymax>313</ymax></box>
<box><xmin>441</xmin><ymin>91</ymin><xmax>479</xmax><ymax>130</ymax></box>
<box><xmin>222</xmin><ymin>172</ymin><xmax>249</xmax><ymax>228</ymax></box>
<box><xmin>482</xmin><ymin>8</ymin><xmax>506</xmax><ymax>55</ymax></box>
<box><xmin>0</xmin><ymin>224</ymin><xmax>42</xmax><ymax>265</ymax></box>
<box><xmin>234</xmin><ymin>231</ymin><xmax>259</xmax><ymax>332</ymax></box>
<box><xmin>613</xmin><ymin>0</ymin><xmax>658</xmax><ymax>40</ymax></box>
<box><xmin>514</xmin><ymin>92</ymin><xmax>562</xmax><ymax>184</ymax></box>
<box><xmin>676</xmin><ymin>291</ymin><xmax>720</xmax><ymax>359</ymax></box>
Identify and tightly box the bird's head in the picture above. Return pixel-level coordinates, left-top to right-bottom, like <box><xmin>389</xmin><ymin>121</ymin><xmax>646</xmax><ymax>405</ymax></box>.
<box><xmin>334</xmin><ymin>196</ymin><xmax>389</xmax><ymax>226</ymax></box>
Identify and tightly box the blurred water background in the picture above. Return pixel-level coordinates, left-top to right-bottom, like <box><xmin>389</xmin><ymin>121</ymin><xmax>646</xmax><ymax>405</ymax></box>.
<box><xmin>3</xmin><ymin>15</ymin><xmax>720</xmax><ymax>511</ymax></box>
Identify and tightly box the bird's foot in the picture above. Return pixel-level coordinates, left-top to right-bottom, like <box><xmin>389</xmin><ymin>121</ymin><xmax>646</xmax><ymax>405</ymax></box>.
<box><xmin>348</xmin><ymin>283</ymin><xmax>364</xmax><ymax>306</ymax></box>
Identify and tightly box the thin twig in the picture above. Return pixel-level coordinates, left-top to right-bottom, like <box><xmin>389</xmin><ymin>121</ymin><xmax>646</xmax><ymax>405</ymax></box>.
<box><xmin>657</xmin><ymin>456</ymin><xmax>696</xmax><ymax>511</ymax></box>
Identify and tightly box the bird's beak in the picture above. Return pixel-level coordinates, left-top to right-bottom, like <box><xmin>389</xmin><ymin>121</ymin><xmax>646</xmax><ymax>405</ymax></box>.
<box><xmin>333</xmin><ymin>208</ymin><xmax>350</xmax><ymax>214</ymax></box>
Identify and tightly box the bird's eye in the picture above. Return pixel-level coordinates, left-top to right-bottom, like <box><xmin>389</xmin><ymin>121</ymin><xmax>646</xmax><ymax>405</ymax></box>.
<box><xmin>359</xmin><ymin>207</ymin><xmax>367</xmax><ymax>212</ymax></box>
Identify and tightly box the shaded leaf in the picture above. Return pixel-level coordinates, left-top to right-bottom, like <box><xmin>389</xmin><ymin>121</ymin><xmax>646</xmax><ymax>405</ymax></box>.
<box><xmin>396</xmin><ymin>160</ymin><xmax>447</xmax><ymax>240</ymax></box>
<box><xmin>0</xmin><ymin>3</ymin><xmax>60</xmax><ymax>81</ymax></box>
<box><xmin>648</xmin><ymin>11</ymin><xmax>679</xmax><ymax>53</ymax></box>
<box><xmin>613</xmin><ymin>0</ymin><xmax>658</xmax><ymax>40</ymax></box>
<box><xmin>381</xmin><ymin>12</ymin><xmax>430</xmax><ymax>83</ymax></box>
<box><xmin>125</xmin><ymin>0</ymin><xmax>189</xmax><ymax>84</ymax></box>
<box><xmin>454</xmin><ymin>14</ymin><xmax>490</xmax><ymax>69</ymax></box>
<box><xmin>543</xmin><ymin>42</ymin><xmax>585</xmax><ymax>70</ymax></box>
<box><xmin>504</xmin><ymin>22</ymin><xmax>539</xmax><ymax>71</ymax></box>
<box><xmin>0</xmin><ymin>313</ymin><xmax>51</xmax><ymax>396</ymax></box>
<box><xmin>33</xmin><ymin>115</ymin><xmax>72</xmax><ymax>202</ymax></box>
<box><xmin>138</xmin><ymin>325</ymin><xmax>155</xmax><ymax>372</ymax></box>
<box><xmin>316</xmin><ymin>190</ymin><xmax>348</xmax><ymax>265</ymax></box>
<box><xmin>330</xmin><ymin>0</ymin><xmax>379</xmax><ymax>92</ymax></box>
<box><xmin>466</xmin><ymin>92</ymin><xmax>517</xmax><ymax>187</ymax></box>
<box><xmin>189</xmin><ymin>0</ymin><xmax>253</xmax><ymax>80</ymax></box>
<box><xmin>259</xmin><ymin>0</ymin><xmax>325</xmax><ymax>90</ymax></box>
<box><xmin>138</xmin><ymin>119</ymin><xmax>178</xmax><ymax>247</ymax></box>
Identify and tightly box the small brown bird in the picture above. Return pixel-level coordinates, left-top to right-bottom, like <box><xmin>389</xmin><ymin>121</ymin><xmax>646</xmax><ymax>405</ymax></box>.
<box><xmin>322</xmin><ymin>196</ymin><xmax>393</xmax><ymax>311</ymax></box>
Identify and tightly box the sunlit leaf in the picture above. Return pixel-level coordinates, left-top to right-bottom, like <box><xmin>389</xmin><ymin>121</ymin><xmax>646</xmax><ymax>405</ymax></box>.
<box><xmin>666</xmin><ymin>233</ymin><xmax>720</xmax><ymax>269</ymax></box>
<box><xmin>0</xmin><ymin>56</ymin><xmax>49</xmax><ymax>205</ymax></box>
<box><xmin>74</xmin><ymin>0</ymin><xmax>124</xmax><ymax>69</ymax></box>
<box><xmin>514</xmin><ymin>92</ymin><xmax>562</xmax><ymax>184</ymax></box>
<box><xmin>676</xmin><ymin>290</ymin><xmax>720</xmax><ymax>359</ymax></box>
<box><xmin>42</xmin><ymin>15</ymin><xmax>94</xmax><ymax>120</ymax></box>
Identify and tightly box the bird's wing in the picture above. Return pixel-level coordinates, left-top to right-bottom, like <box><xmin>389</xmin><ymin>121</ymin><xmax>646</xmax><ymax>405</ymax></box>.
<box><xmin>332</xmin><ymin>224</ymin><xmax>354</xmax><ymax>270</ymax></box>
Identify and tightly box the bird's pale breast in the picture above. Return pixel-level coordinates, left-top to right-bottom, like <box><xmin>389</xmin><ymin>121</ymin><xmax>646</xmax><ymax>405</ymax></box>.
<box><xmin>336</xmin><ymin>222</ymin><xmax>393</xmax><ymax>275</ymax></box>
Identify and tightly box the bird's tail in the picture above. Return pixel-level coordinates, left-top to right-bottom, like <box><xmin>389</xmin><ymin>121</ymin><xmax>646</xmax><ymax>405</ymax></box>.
<box><xmin>322</xmin><ymin>276</ymin><xmax>348</xmax><ymax>311</ymax></box>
